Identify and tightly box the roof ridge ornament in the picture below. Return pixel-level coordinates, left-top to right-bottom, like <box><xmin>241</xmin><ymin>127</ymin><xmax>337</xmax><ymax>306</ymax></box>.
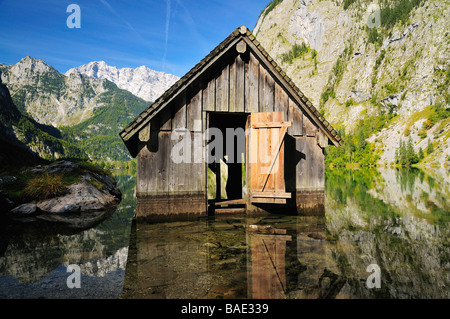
<box><xmin>239</xmin><ymin>25</ymin><xmax>248</xmax><ymax>35</ymax></box>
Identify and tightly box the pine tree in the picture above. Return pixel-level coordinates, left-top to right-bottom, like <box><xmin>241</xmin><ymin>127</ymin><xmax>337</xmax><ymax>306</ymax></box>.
<box><xmin>357</xmin><ymin>127</ymin><xmax>367</xmax><ymax>152</ymax></box>
<box><xmin>406</xmin><ymin>137</ymin><xmax>419</xmax><ymax>164</ymax></box>
<box><xmin>426</xmin><ymin>139</ymin><xmax>434</xmax><ymax>155</ymax></box>
<box><xmin>399</xmin><ymin>139</ymin><xmax>407</xmax><ymax>166</ymax></box>
<box><xmin>418</xmin><ymin>147</ymin><xmax>424</xmax><ymax>161</ymax></box>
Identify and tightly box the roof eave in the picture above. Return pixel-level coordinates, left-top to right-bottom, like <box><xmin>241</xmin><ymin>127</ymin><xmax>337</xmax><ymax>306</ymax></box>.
<box><xmin>120</xmin><ymin>25</ymin><xmax>344</xmax><ymax>156</ymax></box>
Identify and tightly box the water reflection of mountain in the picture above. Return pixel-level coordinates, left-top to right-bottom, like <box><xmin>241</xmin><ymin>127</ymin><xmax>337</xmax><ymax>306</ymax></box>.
<box><xmin>124</xmin><ymin>167</ymin><xmax>449</xmax><ymax>299</ymax></box>
<box><xmin>325</xmin><ymin>167</ymin><xmax>449</xmax><ymax>299</ymax></box>
<box><xmin>0</xmin><ymin>171</ymin><xmax>136</xmax><ymax>298</ymax></box>
<box><xmin>1</xmin><ymin>167</ymin><xmax>447</xmax><ymax>299</ymax></box>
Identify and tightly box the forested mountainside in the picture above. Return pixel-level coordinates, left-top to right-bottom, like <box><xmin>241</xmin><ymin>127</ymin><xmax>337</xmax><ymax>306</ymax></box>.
<box><xmin>254</xmin><ymin>0</ymin><xmax>449</xmax><ymax>166</ymax></box>
<box><xmin>59</xmin><ymin>80</ymin><xmax>150</xmax><ymax>161</ymax></box>
<box><xmin>0</xmin><ymin>75</ymin><xmax>85</xmax><ymax>171</ymax></box>
<box><xmin>0</xmin><ymin>57</ymin><xmax>152</xmax><ymax>161</ymax></box>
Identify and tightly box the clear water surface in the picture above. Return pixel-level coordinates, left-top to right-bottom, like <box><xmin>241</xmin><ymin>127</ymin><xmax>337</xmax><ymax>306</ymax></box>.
<box><xmin>0</xmin><ymin>167</ymin><xmax>448</xmax><ymax>299</ymax></box>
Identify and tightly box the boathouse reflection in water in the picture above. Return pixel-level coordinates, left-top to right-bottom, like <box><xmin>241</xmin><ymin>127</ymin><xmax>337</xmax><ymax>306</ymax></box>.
<box><xmin>1</xmin><ymin>168</ymin><xmax>448</xmax><ymax>299</ymax></box>
<box><xmin>246</xmin><ymin>225</ymin><xmax>291</xmax><ymax>299</ymax></box>
<box><xmin>122</xmin><ymin>215</ymin><xmax>337</xmax><ymax>299</ymax></box>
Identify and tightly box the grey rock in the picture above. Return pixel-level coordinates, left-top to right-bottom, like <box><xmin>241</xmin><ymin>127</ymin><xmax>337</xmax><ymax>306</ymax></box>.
<box><xmin>4</xmin><ymin>161</ymin><xmax>121</xmax><ymax>227</ymax></box>
<box><xmin>381</xmin><ymin>94</ymin><xmax>401</xmax><ymax>111</ymax></box>
<box><xmin>37</xmin><ymin>180</ymin><xmax>120</xmax><ymax>214</ymax></box>
<box><xmin>9</xmin><ymin>203</ymin><xmax>40</xmax><ymax>216</ymax></box>
<box><xmin>289</xmin><ymin>4</ymin><xmax>324</xmax><ymax>51</ymax></box>
<box><xmin>0</xmin><ymin>176</ymin><xmax>17</xmax><ymax>184</ymax></box>
<box><xmin>386</xmin><ymin>22</ymin><xmax>420</xmax><ymax>46</ymax></box>
<box><xmin>59</xmin><ymin>204</ymin><xmax>81</xmax><ymax>214</ymax></box>
<box><xmin>350</xmin><ymin>90</ymin><xmax>371</xmax><ymax>103</ymax></box>
<box><xmin>45</xmin><ymin>160</ymin><xmax>78</xmax><ymax>174</ymax></box>
<box><xmin>0</xmin><ymin>190</ymin><xmax>15</xmax><ymax>214</ymax></box>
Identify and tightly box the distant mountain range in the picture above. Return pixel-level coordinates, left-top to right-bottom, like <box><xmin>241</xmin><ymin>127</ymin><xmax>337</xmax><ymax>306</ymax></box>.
<box><xmin>66</xmin><ymin>61</ymin><xmax>179</xmax><ymax>103</ymax></box>
<box><xmin>2</xmin><ymin>0</ymin><xmax>448</xmax><ymax>167</ymax></box>
<box><xmin>0</xmin><ymin>57</ymin><xmax>178</xmax><ymax>162</ymax></box>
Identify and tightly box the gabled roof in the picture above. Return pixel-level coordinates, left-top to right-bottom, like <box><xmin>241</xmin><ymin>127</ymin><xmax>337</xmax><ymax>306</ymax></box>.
<box><xmin>120</xmin><ymin>26</ymin><xmax>343</xmax><ymax>156</ymax></box>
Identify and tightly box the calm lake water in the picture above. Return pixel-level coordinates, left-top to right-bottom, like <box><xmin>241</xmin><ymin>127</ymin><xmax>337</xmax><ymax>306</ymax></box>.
<box><xmin>0</xmin><ymin>167</ymin><xmax>448</xmax><ymax>299</ymax></box>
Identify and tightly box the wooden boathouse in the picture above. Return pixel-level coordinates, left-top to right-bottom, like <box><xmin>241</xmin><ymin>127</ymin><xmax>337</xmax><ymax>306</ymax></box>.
<box><xmin>120</xmin><ymin>26</ymin><xmax>343</xmax><ymax>221</ymax></box>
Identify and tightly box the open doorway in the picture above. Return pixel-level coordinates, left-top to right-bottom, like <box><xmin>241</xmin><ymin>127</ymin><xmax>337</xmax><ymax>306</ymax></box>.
<box><xmin>207</xmin><ymin>112</ymin><xmax>248</xmax><ymax>214</ymax></box>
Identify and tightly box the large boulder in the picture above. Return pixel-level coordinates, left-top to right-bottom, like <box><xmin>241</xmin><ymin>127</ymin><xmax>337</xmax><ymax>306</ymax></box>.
<box><xmin>36</xmin><ymin>179</ymin><xmax>119</xmax><ymax>214</ymax></box>
<box><xmin>3</xmin><ymin>160</ymin><xmax>122</xmax><ymax>229</ymax></box>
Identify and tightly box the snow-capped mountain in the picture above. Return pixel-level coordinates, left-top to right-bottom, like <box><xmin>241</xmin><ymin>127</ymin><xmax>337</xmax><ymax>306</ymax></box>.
<box><xmin>0</xmin><ymin>56</ymin><xmax>151</xmax><ymax>160</ymax></box>
<box><xmin>66</xmin><ymin>61</ymin><xmax>179</xmax><ymax>102</ymax></box>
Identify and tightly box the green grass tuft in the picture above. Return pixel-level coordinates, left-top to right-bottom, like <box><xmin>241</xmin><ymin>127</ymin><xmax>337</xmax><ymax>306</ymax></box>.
<box><xmin>23</xmin><ymin>172</ymin><xmax>66</xmax><ymax>200</ymax></box>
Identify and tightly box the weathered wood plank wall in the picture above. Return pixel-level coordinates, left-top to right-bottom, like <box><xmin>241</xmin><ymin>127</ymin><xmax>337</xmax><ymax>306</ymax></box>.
<box><xmin>136</xmin><ymin>49</ymin><xmax>327</xmax><ymax>217</ymax></box>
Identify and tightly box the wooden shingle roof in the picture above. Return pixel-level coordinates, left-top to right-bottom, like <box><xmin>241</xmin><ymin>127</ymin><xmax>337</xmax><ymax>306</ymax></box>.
<box><xmin>120</xmin><ymin>26</ymin><xmax>343</xmax><ymax>155</ymax></box>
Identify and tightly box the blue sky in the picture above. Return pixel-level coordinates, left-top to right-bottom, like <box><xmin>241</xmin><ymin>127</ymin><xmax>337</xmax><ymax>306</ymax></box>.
<box><xmin>0</xmin><ymin>0</ymin><xmax>268</xmax><ymax>77</ymax></box>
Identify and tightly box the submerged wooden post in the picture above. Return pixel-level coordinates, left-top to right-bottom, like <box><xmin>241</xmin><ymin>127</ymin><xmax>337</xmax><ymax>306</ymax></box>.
<box><xmin>215</xmin><ymin>161</ymin><xmax>221</xmax><ymax>200</ymax></box>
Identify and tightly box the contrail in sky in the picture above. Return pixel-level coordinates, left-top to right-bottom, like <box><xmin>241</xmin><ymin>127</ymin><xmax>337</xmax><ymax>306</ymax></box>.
<box><xmin>175</xmin><ymin>0</ymin><xmax>208</xmax><ymax>52</ymax></box>
<box><xmin>162</xmin><ymin>0</ymin><xmax>171</xmax><ymax>71</ymax></box>
<box><xmin>99</xmin><ymin>0</ymin><xmax>163</xmax><ymax>69</ymax></box>
<box><xmin>99</xmin><ymin>0</ymin><xmax>137</xmax><ymax>33</ymax></box>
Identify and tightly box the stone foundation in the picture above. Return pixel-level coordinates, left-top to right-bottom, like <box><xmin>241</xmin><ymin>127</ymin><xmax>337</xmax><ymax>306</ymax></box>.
<box><xmin>136</xmin><ymin>192</ymin><xmax>207</xmax><ymax>222</ymax></box>
<box><xmin>136</xmin><ymin>190</ymin><xmax>324</xmax><ymax>221</ymax></box>
<box><xmin>295</xmin><ymin>190</ymin><xmax>325</xmax><ymax>216</ymax></box>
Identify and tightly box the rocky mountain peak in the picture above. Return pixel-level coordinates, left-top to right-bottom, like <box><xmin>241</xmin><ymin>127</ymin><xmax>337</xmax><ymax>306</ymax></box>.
<box><xmin>0</xmin><ymin>56</ymin><xmax>61</xmax><ymax>92</ymax></box>
<box><xmin>78</xmin><ymin>61</ymin><xmax>118</xmax><ymax>77</ymax></box>
<box><xmin>0</xmin><ymin>58</ymin><xmax>116</xmax><ymax>127</ymax></box>
<box><xmin>16</xmin><ymin>56</ymin><xmax>54</xmax><ymax>74</ymax></box>
<box><xmin>66</xmin><ymin>61</ymin><xmax>179</xmax><ymax>102</ymax></box>
<box><xmin>0</xmin><ymin>57</ymin><xmax>153</xmax><ymax>161</ymax></box>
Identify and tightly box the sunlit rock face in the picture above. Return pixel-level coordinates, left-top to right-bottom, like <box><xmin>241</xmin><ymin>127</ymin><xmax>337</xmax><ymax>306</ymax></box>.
<box><xmin>66</xmin><ymin>61</ymin><xmax>179</xmax><ymax>103</ymax></box>
<box><xmin>0</xmin><ymin>57</ymin><xmax>108</xmax><ymax>127</ymax></box>
<box><xmin>0</xmin><ymin>57</ymin><xmax>159</xmax><ymax>129</ymax></box>
<box><xmin>254</xmin><ymin>0</ymin><xmax>450</xmax><ymax>165</ymax></box>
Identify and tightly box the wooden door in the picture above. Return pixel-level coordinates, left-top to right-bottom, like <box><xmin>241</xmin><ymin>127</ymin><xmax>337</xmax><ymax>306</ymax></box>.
<box><xmin>246</xmin><ymin>112</ymin><xmax>291</xmax><ymax>204</ymax></box>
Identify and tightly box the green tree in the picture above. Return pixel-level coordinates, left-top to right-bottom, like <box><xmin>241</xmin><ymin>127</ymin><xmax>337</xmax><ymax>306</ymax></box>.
<box><xmin>406</xmin><ymin>137</ymin><xmax>419</xmax><ymax>164</ymax></box>
<box><xmin>281</xmin><ymin>42</ymin><xmax>309</xmax><ymax>64</ymax></box>
<box><xmin>398</xmin><ymin>139</ymin><xmax>407</xmax><ymax>165</ymax></box>
<box><xmin>357</xmin><ymin>127</ymin><xmax>367</xmax><ymax>152</ymax></box>
<box><xmin>418</xmin><ymin>147</ymin><xmax>424</xmax><ymax>161</ymax></box>
<box><xmin>426</xmin><ymin>139</ymin><xmax>434</xmax><ymax>155</ymax></box>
